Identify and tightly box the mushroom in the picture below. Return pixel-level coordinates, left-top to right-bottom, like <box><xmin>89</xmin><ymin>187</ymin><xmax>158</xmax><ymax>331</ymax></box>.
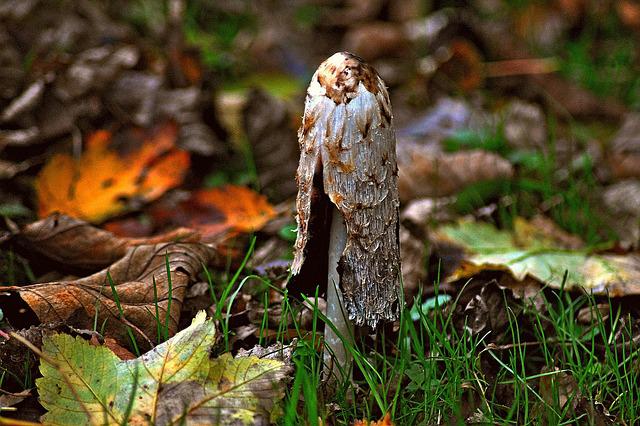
<box><xmin>290</xmin><ymin>52</ymin><xmax>401</xmax><ymax>381</ymax></box>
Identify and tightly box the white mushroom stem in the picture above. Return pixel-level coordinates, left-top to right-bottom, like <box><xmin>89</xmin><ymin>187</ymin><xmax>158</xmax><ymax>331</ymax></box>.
<box><xmin>324</xmin><ymin>205</ymin><xmax>352</xmax><ymax>383</ymax></box>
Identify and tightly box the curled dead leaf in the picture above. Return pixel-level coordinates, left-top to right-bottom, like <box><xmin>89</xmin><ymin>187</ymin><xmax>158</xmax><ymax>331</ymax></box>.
<box><xmin>398</xmin><ymin>148</ymin><xmax>514</xmax><ymax>202</ymax></box>
<box><xmin>5</xmin><ymin>242</ymin><xmax>216</xmax><ymax>350</ymax></box>
<box><xmin>16</xmin><ymin>213</ymin><xmax>199</xmax><ymax>272</ymax></box>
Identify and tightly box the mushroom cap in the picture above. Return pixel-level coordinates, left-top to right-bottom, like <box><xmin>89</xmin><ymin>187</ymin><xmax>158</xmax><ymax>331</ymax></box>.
<box><xmin>310</xmin><ymin>52</ymin><xmax>383</xmax><ymax>105</ymax></box>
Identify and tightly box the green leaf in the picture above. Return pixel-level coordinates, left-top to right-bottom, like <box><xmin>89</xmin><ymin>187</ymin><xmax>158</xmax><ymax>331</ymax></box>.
<box><xmin>409</xmin><ymin>295</ymin><xmax>452</xmax><ymax>321</ymax></box>
<box><xmin>435</xmin><ymin>219</ymin><xmax>640</xmax><ymax>295</ymax></box>
<box><xmin>37</xmin><ymin>311</ymin><xmax>290</xmax><ymax>425</ymax></box>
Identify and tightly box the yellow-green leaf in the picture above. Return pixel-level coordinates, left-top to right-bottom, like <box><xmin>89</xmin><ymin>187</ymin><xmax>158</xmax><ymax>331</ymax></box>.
<box><xmin>37</xmin><ymin>311</ymin><xmax>290</xmax><ymax>425</ymax></box>
<box><xmin>434</xmin><ymin>218</ymin><xmax>640</xmax><ymax>295</ymax></box>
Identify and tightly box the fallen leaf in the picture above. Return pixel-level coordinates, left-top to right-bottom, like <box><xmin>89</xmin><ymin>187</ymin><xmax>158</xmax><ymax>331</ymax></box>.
<box><xmin>54</xmin><ymin>45</ymin><xmax>139</xmax><ymax>101</ymax></box>
<box><xmin>16</xmin><ymin>213</ymin><xmax>199</xmax><ymax>272</ymax></box>
<box><xmin>152</xmin><ymin>185</ymin><xmax>277</xmax><ymax>240</ymax></box>
<box><xmin>242</xmin><ymin>89</ymin><xmax>298</xmax><ymax>202</ymax></box>
<box><xmin>398</xmin><ymin>148</ymin><xmax>514</xmax><ymax>202</ymax></box>
<box><xmin>458</xmin><ymin>280</ymin><xmax>515</xmax><ymax>338</ymax></box>
<box><xmin>6</xmin><ymin>242</ymin><xmax>216</xmax><ymax>348</ymax></box>
<box><xmin>617</xmin><ymin>0</ymin><xmax>640</xmax><ymax>29</ymax></box>
<box><xmin>103</xmin><ymin>217</ymin><xmax>154</xmax><ymax>238</ymax></box>
<box><xmin>353</xmin><ymin>413</ymin><xmax>394</xmax><ymax>426</ymax></box>
<box><xmin>576</xmin><ymin>303</ymin><xmax>610</xmax><ymax>325</ymax></box>
<box><xmin>158</xmin><ymin>88</ymin><xmax>226</xmax><ymax>157</ymax></box>
<box><xmin>0</xmin><ymin>389</ymin><xmax>31</xmax><ymax>409</ymax></box>
<box><xmin>106</xmin><ymin>71</ymin><xmax>162</xmax><ymax>126</ymax></box>
<box><xmin>433</xmin><ymin>218</ymin><xmax>640</xmax><ymax>295</ymax></box>
<box><xmin>601</xmin><ymin>180</ymin><xmax>640</xmax><ymax>249</ymax></box>
<box><xmin>36</xmin><ymin>121</ymin><xmax>189</xmax><ymax>223</ymax></box>
<box><xmin>535</xmin><ymin>366</ymin><xmax>614</xmax><ymax>423</ymax></box>
<box><xmin>0</xmin><ymin>324</ymin><xmax>58</xmax><ymax>390</ymax></box>
<box><xmin>513</xmin><ymin>3</ymin><xmax>569</xmax><ymax>51</ymax></box>
<box><xmin>89</xmin><ymin>336</ymin><xmax>136</xmax><ymax>360</ymax></box>
<box><xmin>437</xmin><ymin>39</ymin><xmax>484</xmax><ymax>92</ymax></box>
<box><xmin>36</xmin><ymin>312</ymin><xmax>290</xmax><ymax>425</ymax></box>
<box><xmin>501</xmin><ymin>100</ymin><xmax>547</xmax><ymax>151</ymax></box>
<box><xmin>514</xmin><ymin>215</ymin><xmax>584</xmax><ymax>250</ymax></box>
<box><xmin>0</xmin><ymin>416</ymin><xmax>42</xmax><ymax>426</ymax></box>
<box><xmin>538</xmin><ymin>367</ymin><xmax>579</xmax><ymax>411</ymax></box>
<box><xmin>607</xmin><ymin>113</ymin><xmax>640</xmax><ymax>180</ymax></box>
<box><xmin>399</xmin><ymin>225</ymin><xmax>427</xmax><ymax>298</ymax></box>
<box><xmin>342</xmin><ymin>21</ymin><xmax>409</xmax><ymax>61</ymax></box>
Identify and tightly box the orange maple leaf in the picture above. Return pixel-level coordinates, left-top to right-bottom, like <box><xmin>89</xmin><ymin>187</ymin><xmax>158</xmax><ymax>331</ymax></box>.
<box><xmin>149</xmin><ymin>184</ymin><xmax>277</xmax><ymax>240</ymax></box>
<box><xmin>353</xmin><ymin>413</ymin><xmax>394</xmax><ymax>426</ymax></box>
<box><xmin>191</xmin><ymin>185</ymin><xmax>277</xmax><ymax>235</ymax></box>
<box><xmin>36</xmin><ymin>122</ymin><xmax>189</xmax><ymax>223</ymax></box>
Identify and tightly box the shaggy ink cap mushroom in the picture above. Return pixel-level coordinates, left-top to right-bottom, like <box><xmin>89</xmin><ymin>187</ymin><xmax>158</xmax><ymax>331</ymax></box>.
<box><xmin>290</xmin><ymin>52</ymin><xmax>401</xmax><ymax>330</ymax></box>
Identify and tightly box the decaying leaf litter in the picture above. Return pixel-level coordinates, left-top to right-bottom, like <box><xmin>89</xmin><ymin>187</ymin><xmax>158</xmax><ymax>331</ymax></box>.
<box><xmin>2</xmin><ymin>1</ymin><xmax>640</xmax><ymax>425</ymax></box>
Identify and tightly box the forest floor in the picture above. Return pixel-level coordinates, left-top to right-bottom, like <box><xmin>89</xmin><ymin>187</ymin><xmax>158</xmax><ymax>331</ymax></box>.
<box><xmin>1</xmin><ymin>1</ymin><xmax>640</xmax><ymax>425</ymax></box>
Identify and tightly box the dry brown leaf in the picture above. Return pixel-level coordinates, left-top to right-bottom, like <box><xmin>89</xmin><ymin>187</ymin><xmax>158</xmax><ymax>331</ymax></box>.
<box><xmin>602</xmin><ymin>180</ymin><xmax>640</xmax><ymax>249</ymax></box>
<box><xmin>35</xmin><ymin>121</ymin><xmax>189</xmax><ymax>223</ymax></box>
<box><xmin>438</xmin><ymin>39</ymin><xmax>484</xmax><ymax>92</ymax></box>
<box><xmin>399</xmin><ymin>225</ymin><xmax>427</xmax><ymax>299</ymax></box>
<box><xmin>88</xmin><ymin>335</ymin><xmax>136</xmax><ymax>360</ymax></box>
<box><xmin>608</xmin><ymin>113</ymin><xmax>640</xmax><ymax>180</ymax></box>
<box><xmin>243</xmin><ymin>89</ymin><xmax>298</xmax><ymax>202</ymax></box>
<box><xmin>16</xmin><ymin>213</ymin><xmax>199</xmax><ymax>272</ymax></box>
<box><xmin>6</xmin><ymin>242</ymin><xmax>216</xmax><ymax>349</ymax></box>
<box><xmin>342</xmin><ymin>21</ymin><xmax>409</xmax><ymax>61</ymax></box>
<box><xmin>102</xmin><ymin>217</ymin><xmax>154</xmax><ymax>238</ymax></box>
<box><xmin>617</xmin><ymin>0</ymin><xmax>640</xmax><ymax>29</ymax></box>
<box><xmin>539</xmin><ymin>367</ymin><xmax>579</xmax><ymax>412</ymax></box>
<box><xmin>0</xmin><ymin>389</ymin><xmax>31</xmax><ymax>410</ymax></box>
<box><xmin>513</xmin><ymin>4</ymin><xmax>569</xmax><ymax>51</ymax></box>
<box><xmin>397</xmin><ymin>148</ymin><xmax>514</xmax><ymax>202</ymax></box>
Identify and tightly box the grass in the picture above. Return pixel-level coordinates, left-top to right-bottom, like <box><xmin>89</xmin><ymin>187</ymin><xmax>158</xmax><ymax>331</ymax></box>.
<box><xmin>257</xmin><ymin>276</ymin><xmax>640</xmax><ymax>425</ymax></box>
<box><xmin>107</xmin><ymin>271</ymin><xmax>141</xmax><ymax>357</ymax></box>
<box><xmin>559</xmin><ymin>15</ymin><xmax>640</xmax><ymax>108</ymax></box>
<box><xmin>198</xmin><ymin>236</ymin><xmax>638</xmax><ymax>425</ymax></box>
<box><xmin>445</xmin><ymin>116</ymin><xmax>615</xmax><ymax>247</ymax></box>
